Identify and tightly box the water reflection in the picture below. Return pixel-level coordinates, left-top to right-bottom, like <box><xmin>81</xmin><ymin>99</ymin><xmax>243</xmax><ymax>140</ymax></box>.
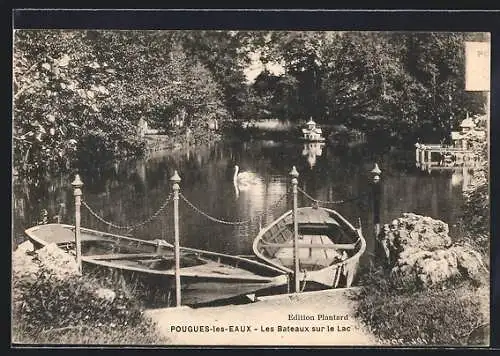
<box><xmin>302</xmin><ymin>142</ymin><xmax>325</xmax><ymax>168</ymax></box>
<box><xmin>12</xmin><ymin>140</ymin><xmax>467</xmax><ymax>264</ymax></box>
<box><xmin>450</xmin><ymin>167</ymin><xmax>474</xmax><ymax>191</ymax></box>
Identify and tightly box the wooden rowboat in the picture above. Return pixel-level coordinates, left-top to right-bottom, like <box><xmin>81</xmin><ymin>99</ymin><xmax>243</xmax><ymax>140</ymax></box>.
<box><xmin>25</xmin><ymin>224</ymin><xmax>289</xmax><ymax>306</ymax></box>
<box><xmin>253</xmin><ymin>206</ymin><xmax>366</xmax><ymax>288</ymax></box>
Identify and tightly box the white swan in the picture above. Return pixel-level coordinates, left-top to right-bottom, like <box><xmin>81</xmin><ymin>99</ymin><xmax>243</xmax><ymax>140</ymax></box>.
<box><xmin>233</xmin><ymin>165</ymin><xmax>263</xmax><ymax>198</ymax></box>
<box><xmin>233</xmin><ymin>165</ymin><xmax>261</xmax><ymax>186</ymax></box>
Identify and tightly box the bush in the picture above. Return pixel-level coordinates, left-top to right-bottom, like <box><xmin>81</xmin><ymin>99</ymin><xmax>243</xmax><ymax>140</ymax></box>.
<box><xmin>12</xmin><ymin>268</ymin><xmax>168</xmax><ymax>344</ymax></box>
<box><xmin>457</xmin><ymin>139</ymin><xmax>489</xmax><ymax>258</ymax></box>
<box><xmin>353</xmin><ymin>266</ymin><xmax>489</xmax><ymax>346</ymax></box>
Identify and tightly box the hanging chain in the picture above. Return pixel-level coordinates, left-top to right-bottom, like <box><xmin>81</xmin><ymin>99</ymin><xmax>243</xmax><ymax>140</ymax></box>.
<box><xmin>81</xmin><ymin>183</ymin><xmax>365</xmax><ymax>231</ymax></box>
<box><xmin>81</xmin><ymin>192</ymin><xmax>173</xmax><ymax>231</ymax></box>
<box><xmin>180</xmin><ymin>189</ymin><xmax>289</xmax><ymax>226</ymax></box>
<box><xmin>297</xmin><ymin>186</ymin><xmax>368</xmax><ymax>205</ymax></box>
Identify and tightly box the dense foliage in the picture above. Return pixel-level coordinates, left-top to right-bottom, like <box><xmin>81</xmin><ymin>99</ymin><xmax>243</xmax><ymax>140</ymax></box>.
<box><xmin>15</xmin><ymin>271</ymin><xmax>140</xmax><ymax>333</ymax></box>
<box><xmin>13</xmin><ymin>30</ymin><xmax>229</xmax><ymax>178</ymax></box>
<box><xmin>458</xmin><ymin>125</ymin><xmax>489</xmax><ymax>257</ymax></box>
<box><xmin>247</xmin><ymin>31</ymin><xmax>487</xmax><ymax>143</ymax></box>
<box><xmin>12</xmin><ymin>268</ymin><xmax>167</xmax><ymax>344</ymax></box>
<box><xmin>13</xmin><ymin>30</ymin><xmax>488</xmax><ymax>179</ymax></box>
<box><xmin>354</xmin><ymin>269</ymin><xmax>488</xmax><ymax>346</ymax></box>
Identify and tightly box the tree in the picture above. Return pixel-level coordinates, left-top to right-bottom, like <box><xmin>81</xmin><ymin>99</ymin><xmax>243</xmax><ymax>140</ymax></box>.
<box><xmin>266</xmin><ymin>31</ymin><xmax>327</xmax><ymax>120</ymax></box>
<box><xmin>13</xmin><ymin>30</ymin><xmax>143</xmax><ymax>177</ymax></box>
<box><xmin>400</xmin><ymin>32</ymin><xmax>486</xmax><ymax>141</ymax></box>
<box><xmin>175</xmin><ymin>30</ymin><xmax>256</xmax><ymax>120</ymax></box>
<box><xmin>13</xmin><ymin>30</ymin><xmax>229</xmax><ymax>178</ymax></box>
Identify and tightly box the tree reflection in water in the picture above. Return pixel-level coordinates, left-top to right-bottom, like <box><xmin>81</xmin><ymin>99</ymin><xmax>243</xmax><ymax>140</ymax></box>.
<box><xmin>12</xmin><ymin>140</ymin><xmax>467</xmax><ymax>262</ymax></box>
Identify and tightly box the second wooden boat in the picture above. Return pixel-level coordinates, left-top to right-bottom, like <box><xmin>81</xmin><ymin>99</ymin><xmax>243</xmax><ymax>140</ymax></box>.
<box><xmin>253</xmin><ymin>206</ymin><xmax>366</xmax><ymax>288</ymax></box>
<box><xmin>25</xmin><ymin>224</ymin><xmax>289</xmax><ymax>306</ymax></box>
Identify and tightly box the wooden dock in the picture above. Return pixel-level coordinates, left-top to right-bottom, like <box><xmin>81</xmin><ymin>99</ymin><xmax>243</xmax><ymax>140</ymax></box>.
<box><xmin>415</xmin><ymin>143</ymin><xmax>479</xmax><ymax>172</ymax></box>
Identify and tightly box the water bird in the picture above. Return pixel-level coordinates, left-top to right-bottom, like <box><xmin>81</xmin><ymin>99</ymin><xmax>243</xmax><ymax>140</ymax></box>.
<box><xmin>233</xmin><ymin>165</ymin><xmax>261</xmax><ymax>186</ymax></box>
<box><xmin>233</xmin><ymin>165</ymin><xmax>262</xmax><ymax>198</ymax></box>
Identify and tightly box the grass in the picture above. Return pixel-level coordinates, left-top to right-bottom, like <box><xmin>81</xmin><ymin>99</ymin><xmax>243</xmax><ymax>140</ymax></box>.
<box><xmin>353</xmin><ymin>265</ymin><xmax>489</xmax><ymax>346</ymax></box>
<box><xmin>12</xmin><ymin>268</ymin><xmax>169</xmax><ymax>345</ymax></box>
<box><xmin>12</xmin><ymin>317</ymin><xmax>166</xmax><ymax>345</ymax></box>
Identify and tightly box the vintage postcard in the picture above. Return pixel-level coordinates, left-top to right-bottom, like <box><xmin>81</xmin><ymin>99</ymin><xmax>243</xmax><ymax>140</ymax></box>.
<box><xmin>11</xmin><ymin>9</ymin><xmax>492</xmax><ymax>348</ymax></box>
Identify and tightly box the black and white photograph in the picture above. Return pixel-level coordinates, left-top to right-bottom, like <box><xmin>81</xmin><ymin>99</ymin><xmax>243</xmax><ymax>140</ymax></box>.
<box><xmin>11</xmin><ymin>10</ymin><xmax>492</xmax><ymax>347</ymax></box>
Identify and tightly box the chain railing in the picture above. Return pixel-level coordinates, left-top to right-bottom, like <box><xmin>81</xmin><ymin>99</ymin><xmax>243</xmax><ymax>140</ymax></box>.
<box><xmin>79</xmin><ymin>183</ymin><xmax>366</xmax><ymax>233</ymax></box>
<box><xmin>297</xmin><ymin>186</ymin><xmax>368</xmax><ymax>205</ymax></box>
<box><xmin>179</xmin><ymin>189</ymin><xmax>289</xmax><ymax>226</ymax></box>
<box><xmin>81</xmin><ymin>192</ymin><xmax>173</xmax><ymax>232</ymax></box>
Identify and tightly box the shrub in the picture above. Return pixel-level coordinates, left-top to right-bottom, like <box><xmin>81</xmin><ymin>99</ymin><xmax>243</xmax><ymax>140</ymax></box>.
<box><xmin>12</xmin><ymin>268</ymin><xmax>168</xmax><ymax>344</ymax></box>
<box><xmin>353</xmin><ymin>266</ymin><xmax>488</xmax><ymax>346</ymax></box>
<box><xmin>457</xmin><ymin>138</ymin><xmax>489</xmax><ymax>258</ymax></box>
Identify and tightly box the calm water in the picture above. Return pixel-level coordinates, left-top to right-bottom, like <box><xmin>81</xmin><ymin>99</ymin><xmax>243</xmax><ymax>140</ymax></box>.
<box><xmin>12</xmin><ymin>139</ymin><xmax>470</xmax><ymax>269</ymax></box>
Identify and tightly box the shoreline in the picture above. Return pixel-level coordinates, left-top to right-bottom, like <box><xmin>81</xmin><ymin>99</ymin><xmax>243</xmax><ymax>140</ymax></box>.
<box><xmin>145</xmin><ymin>288</ymin><xmax>380</xmax><ymax>346</ymax></box>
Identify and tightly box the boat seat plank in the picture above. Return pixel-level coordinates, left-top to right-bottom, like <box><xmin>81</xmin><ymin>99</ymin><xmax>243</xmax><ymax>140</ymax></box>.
<box><xmin>137</xmin><ymin>258</ymin><xmax>163</xmax><ymax>265</ymax></box>
<box><xmin>176</xmin><ymin>260</ymin><xmax>265</xmax><ymax>279</ymax></box>
<box><xmin>278</xmin><ymin>256</ymin><xmax>332</xmax><ymax>269</ymax></box>
<box><xmin>260</xmin><ymin>242</ymin><xmax>357</xmax><ymax>250</ymax></box>
<box><xmin>274</xmin><ymin>235</ymin><xmax>344</xmax><ymax>266</ymax></box>
<box><xmin>85</xmin><ymin>252</ymin><xmax>175</xmax><ymax>260</ymax></box>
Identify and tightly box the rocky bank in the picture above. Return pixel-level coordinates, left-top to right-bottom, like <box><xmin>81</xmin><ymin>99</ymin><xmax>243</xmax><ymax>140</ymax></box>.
<box><xmin>12</xmin><ymin>241</ymin><xmax>117</xmax><ymax>306</ymax></box>
<box><xmin>377</xmin><ymin>213</ymin><xmax>488</xmax><ymax>287</ymax></box>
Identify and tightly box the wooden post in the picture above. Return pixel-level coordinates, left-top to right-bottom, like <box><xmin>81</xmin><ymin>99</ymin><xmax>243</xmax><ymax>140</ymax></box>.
<box><xmin>420</xmin><ymin>146</ymin><xmax>426</xmax><ymax>171</ymax></box>
<box><xmin>71</xmin><ymin>174</ymin><xmax>84</xmax><ymax>274</ymax></box>
<box><xmin>289</xmin><ymin>166</ymin><xmax>300</xmax><ymax>293</ymax></box>
<box><xmin>156</xmin><ymin>239</ymin><xmax>162</xmax><ymax>254</ymax></box>
<box><xmin>170</xmin><ymin>170</ymin><xmax>182</xmax><ymax>307</ymax></box>
<box><xmin>370</xmin><ymin>163</ymin><xmax>382</xmax><ymax>238</ymax></box>
<box><xmin>415</xmin><ymin>143</ymin><xmax>420</xmax><ymax>167</ymax></box>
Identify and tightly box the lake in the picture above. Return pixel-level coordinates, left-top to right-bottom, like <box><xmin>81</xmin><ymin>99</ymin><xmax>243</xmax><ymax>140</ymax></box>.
<box><xmin>12</xmin><ymin>138</ymin><xmax>470</xmax><ymax>273</ymax></box>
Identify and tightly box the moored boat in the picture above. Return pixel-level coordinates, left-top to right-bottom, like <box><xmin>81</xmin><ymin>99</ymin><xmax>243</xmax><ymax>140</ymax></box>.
<box><xmin>253</xmin><ymin>206</ymin><xmax>366</xmax><ymax>289</ymax></box>
<box><xmin>25</xmin><ymin>223</ymin><xmax>289</xmax><ymax>306</ymax></box>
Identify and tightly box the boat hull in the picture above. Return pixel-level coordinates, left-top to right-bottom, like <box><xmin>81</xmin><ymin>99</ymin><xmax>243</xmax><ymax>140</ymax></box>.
<box><xmin>24</xmin><ymin>224</ymin><xmax>289</xmax><ymax>306</ymax></box>
<box><xmin>253</xmin><ymin>207</ymin><xmax>366</xmax><ymax>289</ymax></box>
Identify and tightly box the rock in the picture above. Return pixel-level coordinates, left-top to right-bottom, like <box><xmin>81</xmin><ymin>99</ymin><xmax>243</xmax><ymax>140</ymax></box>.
<box><xmin>397</xmin><ymin>246</ymin><xmax>431</xmax><ymax>266</ymax></box>
<box><xmin>12</xmin><ymin>241</ymin><xmax>39</xmax><ymax>284</ymax></box>
<box><xmin>397</xmin><ymin>213</ymin><xmax>452</xmax><ymax>250</ymax></box>
<box><xmin>35</xmin><ymin>243</ymin><xmax>80</xmax><ymax>280</ymax></box>
<box><xmin>378</xmin><ymin>213</ymin><xmax>486</xmax><ymax>288</ymax></box>
<box><xmin>414</xmin><ymin>250</ymin><xmax>460</xmax><ymax>287</ymax></box>
<box><xmin>12</xmin><ymin>241</ymin><xmax>40</xmax><ymax>304</ymax></box>
<box><xmin>94</xmin><ymin>288</ymin><xmax>116</xmax><ymax>303</ymax></box>
<box><xmin>450</xmin><ymin>245</ymin><xmax>487</xmax><ymax>282</ymax></box>
<box><xmin>15</xmin><ymin>240</ymin><xmax>34</xmax><ymax>254</ymax></box>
